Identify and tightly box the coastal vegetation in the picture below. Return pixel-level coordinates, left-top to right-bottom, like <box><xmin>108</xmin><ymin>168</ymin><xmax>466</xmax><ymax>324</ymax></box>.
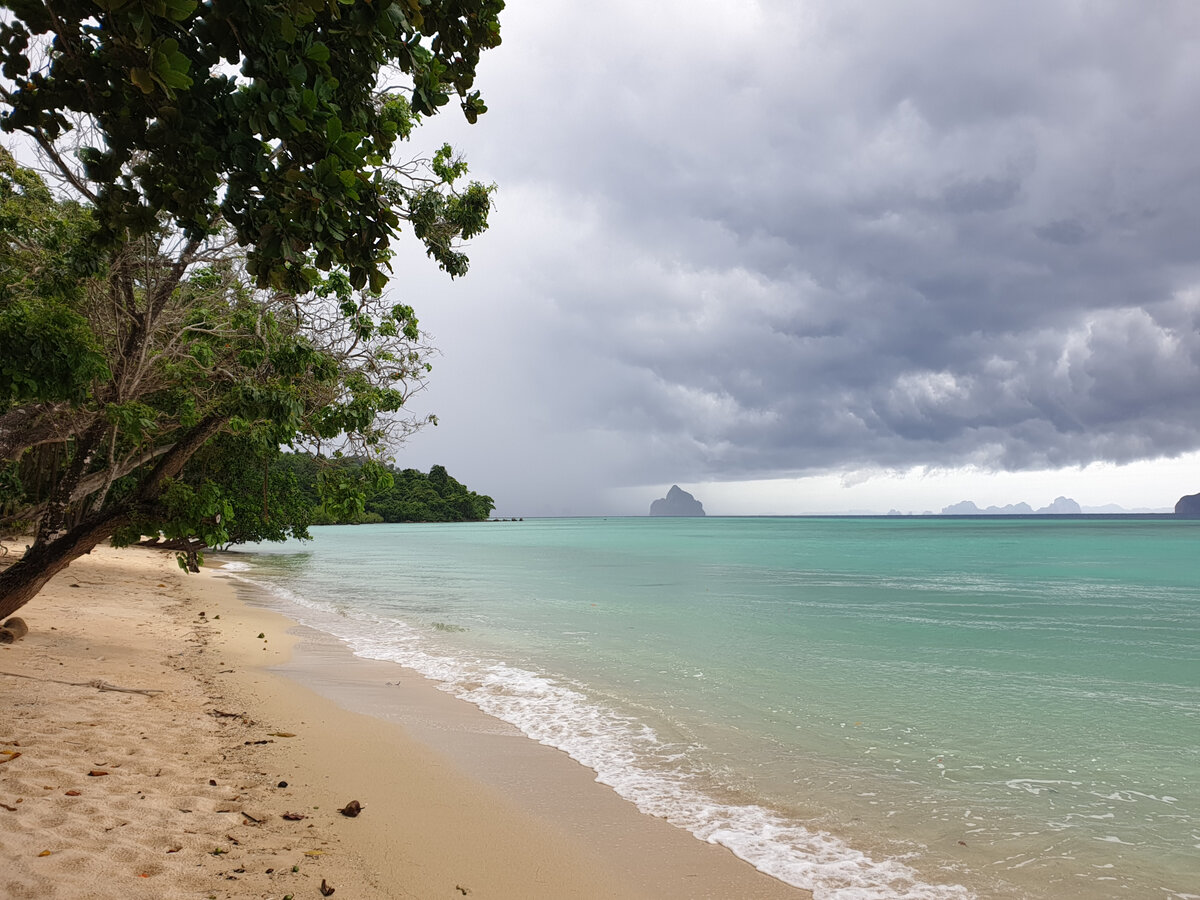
<box><xmin>0</xmin><ymin>1</ymin><xmax>504</xmax><ymax>619</ymax></box>
<box><xmin>275</xmin><ymin>454</ymin><xmax>494</xmax><ymax>525</ymax></box>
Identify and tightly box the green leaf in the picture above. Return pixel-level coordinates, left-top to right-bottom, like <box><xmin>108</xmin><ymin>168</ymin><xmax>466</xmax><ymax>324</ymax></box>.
<box><xmin>164</xmin><ymin>0</ymin><xmax>198</xmax><ymax>21</ymax></box>
<box><xmin>130</xmin><ymin>67</ymin><xmax>156</xmax><ymax>94</ymax></box>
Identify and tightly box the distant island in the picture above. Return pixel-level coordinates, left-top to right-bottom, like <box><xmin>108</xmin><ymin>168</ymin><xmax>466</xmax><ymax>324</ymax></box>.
<box><xmin>913</xmin><ymin>496</ymin><xmax>1182</xmax><ymax>515</ymax></box>
<box><xmin>1176</xmin><ymin>492</ymin><xmax>1200</xmax><ymax>518</ymax></box>
<box><xmin>941</xmin><ymin>496</ymin><xmax>1081</xmax><ymax>515</ymax></box>
<box><xmin>650</xmin><ymin>485</ymin><xmax>706</xmax><ymax>517</ymax></box>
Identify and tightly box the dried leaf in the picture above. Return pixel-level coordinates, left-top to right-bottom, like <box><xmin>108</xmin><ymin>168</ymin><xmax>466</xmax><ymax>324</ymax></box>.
<box><xmin>281</xmin><ymin>811</ymin><xmax>306</xmax><ymax>821</ymax></box>
<box><xmin>87</xmin><ymin>770</ymin><xmax>108</xmax><ymax>777</ymax></box>
<box><xmin>38</xmin><ymin>850</ymin><xmax>51</xmax><ymax>857</ymax></box>
<box><xmin>303</xmin><ymin>850</ymin><xmax>323</xmax><ymax>857</ymax></box>
<box><xmin>64</xmin><ymin>790</ymin><xmax>81</xmax><ymax>797</ymax></box>
<box><xmin>267</xmin><ymin>732</ymin><xmax>296</xmax><ymax>738</ymax></box>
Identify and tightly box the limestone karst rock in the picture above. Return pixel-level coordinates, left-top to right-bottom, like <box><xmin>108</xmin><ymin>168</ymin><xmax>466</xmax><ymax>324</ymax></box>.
<box><xmin>942</xmin><ymin>498</ymin><xmax>1081</xmax><ymax>515</ymax></box>
<box><xmin>1036</xmin><ymin>496</ymin><xmax>1082</xmax><ymax>514</ymax></box>
<box><xmin>1175</xmin><ymin>492</ymin><xmax>1200</xmax><ymax>518</ymax></box>
<box><xmin>650</xmin><ymin>485</ymin><xmax>706</xmax><ymax>517</ymax></box>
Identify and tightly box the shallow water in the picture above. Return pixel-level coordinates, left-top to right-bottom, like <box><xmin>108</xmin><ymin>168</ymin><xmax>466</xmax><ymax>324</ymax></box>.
<box><xmin>224</xmin><ymin>517</ymin><xmax>1200</xmax><ymax>899</ymax></box>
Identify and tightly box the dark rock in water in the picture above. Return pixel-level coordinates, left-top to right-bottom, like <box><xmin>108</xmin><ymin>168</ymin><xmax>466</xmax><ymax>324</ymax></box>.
<box><xmin>1175</xmin><ymin>492</ymin><xmax>1200</xmax><ymax>518</ymax></box>
<box><xmin>650</xmin><ymin>485</ymin><xmax>706</xmax><ymax>517</ymax></box>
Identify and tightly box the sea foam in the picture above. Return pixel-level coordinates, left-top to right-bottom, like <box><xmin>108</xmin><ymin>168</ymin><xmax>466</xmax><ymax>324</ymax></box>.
<box><xmin>222</xmin><ymin>563</ymin><xmax>971</xmax><ymax>900</ymax></box>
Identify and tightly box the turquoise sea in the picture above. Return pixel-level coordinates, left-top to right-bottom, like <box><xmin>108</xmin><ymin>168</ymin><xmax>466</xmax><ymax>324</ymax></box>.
<box><xmin>223</xmin><ymin>517</ymin><xmax>1199</xmax><ymax>899</ymax></box>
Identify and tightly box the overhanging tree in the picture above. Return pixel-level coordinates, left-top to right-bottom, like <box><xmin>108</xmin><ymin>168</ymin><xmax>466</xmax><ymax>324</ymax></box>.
<box><xmin>0</xmin><ymin>0</ymin><xmax>503</xmax><ymax>618</ymax></box>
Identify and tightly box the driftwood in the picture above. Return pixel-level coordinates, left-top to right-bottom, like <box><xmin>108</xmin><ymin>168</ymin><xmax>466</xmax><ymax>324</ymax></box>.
<box><xmin>0</xmin><ymin>670</ymin><xmax>163</xmax><ymax>695</ymax></box>
<box><xmin>0</xmin><ymin>617</ymin><xmax>28</xmax><ymax>643</ymax></box>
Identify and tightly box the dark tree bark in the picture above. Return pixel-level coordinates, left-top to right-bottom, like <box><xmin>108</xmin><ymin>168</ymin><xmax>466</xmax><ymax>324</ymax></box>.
<box><xmin>0</xmin><ymin>415</ymin><xmax>225</xmax><ymax>620</ymax></box>
<box><xmin>0</xmin><ymin>506</ymin><xmax>132</xmax><ymax>620</ymax></box>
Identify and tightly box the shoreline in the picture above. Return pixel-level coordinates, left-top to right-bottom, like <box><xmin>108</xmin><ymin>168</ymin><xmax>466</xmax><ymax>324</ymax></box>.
<box><xmin>1</xmin><ymin>543</ymin><xmax>808</xmax><ymax>898</ymax></box>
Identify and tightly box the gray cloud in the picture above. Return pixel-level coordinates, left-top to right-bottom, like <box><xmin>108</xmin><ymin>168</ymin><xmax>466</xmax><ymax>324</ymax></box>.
<box><xmin>390</xmin><ymin>0</ymin><xmax>1200</xmax><ymax>514</ymax></box>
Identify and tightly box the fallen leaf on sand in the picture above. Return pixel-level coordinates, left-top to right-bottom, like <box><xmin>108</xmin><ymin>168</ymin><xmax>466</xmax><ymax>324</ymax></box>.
<box><xmin>303</xmin><ymin>850</ymin><xmax>323</xmax><ymax>857</ymax></box>
<box><xmin>0</xmin><ymin>751</ymin><xmax>21</xmax><ymax>764</ymax></box>
<box><xmin>320</xmin><ymin>878</ymin><xmax>335</xmax><ymax>896</ymax></box>
<box><xmin>166</xmin><ymin>846</ymin><xmax>182</xmax><ymax>853</ymax></box>
<box><xmin>282</xmin><ymin>812</ymin><xmax>307</xmax><ymax>821</ymax></box>
<box><xmin>1</xmin><ymin>802</ymin><xmax>16</xmax><ymax>812</ymax></box>
<box><xmin>87</xmin><ymin>770</ymin><xmax>108</xmax><ymax>777</ymax></box>
<box><xmin>267</xmin><ymin>732</ymin><xmax>296</xmax><ymax>738</ymax></box>
<box><xmin>38</xmin><ymin>850</ymin><xmax>51</xmax><ymax>857</ymax></box>
<box><xmin>64</xmin><ymin>790</ymin><xmax>81</xmax><ymax>796</ymax></box>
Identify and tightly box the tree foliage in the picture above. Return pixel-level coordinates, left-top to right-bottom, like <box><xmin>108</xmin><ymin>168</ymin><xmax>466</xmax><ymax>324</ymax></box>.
<box><xmin>0</xmin><ymin>0</ymin><xmax>501</xmax><ymax>291</ymax></box>
<box><xmin>275</xmin><ymin>453</ymin><xmax>494</xmax><ymax>524</ymax></box>
<box><xmin>0</xmin><ymin>0</ymin><xmax>503</xmax><ymax>618</ymax></box>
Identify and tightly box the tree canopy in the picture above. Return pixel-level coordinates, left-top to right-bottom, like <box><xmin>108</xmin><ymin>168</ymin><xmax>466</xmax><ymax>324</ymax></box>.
<box><xmin>0</xmin><ymin>0</ymin><xmax>500</xmax><ymax>291</ymax></box>
<box><xmin>0</xmin><ymin>0</ymin><xmax>504</xmax><ymax>619</ymax></box>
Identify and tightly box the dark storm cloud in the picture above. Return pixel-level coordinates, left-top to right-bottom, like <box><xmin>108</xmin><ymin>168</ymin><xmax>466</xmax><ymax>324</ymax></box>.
<box><xmin>394</xmin><ymin>0</ymin><xmax>1200</xmax><ymax>513</ymax></box>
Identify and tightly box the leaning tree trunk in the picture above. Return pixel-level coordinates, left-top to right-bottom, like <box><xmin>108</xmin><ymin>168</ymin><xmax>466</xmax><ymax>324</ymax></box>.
<box><xmin>0</xmin><ymin>414</ymin><xmax>225</xmax><ymax>620</ymax></box>
<box><xmin>0</xmin><ymin>507</ymin><xmax>131</xmax><ymax>620</ymax></box>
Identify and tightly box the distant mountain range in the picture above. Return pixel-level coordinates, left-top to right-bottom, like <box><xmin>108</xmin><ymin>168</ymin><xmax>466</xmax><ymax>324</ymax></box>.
<box><xmin>882</xmin><ymin>498</ymin><xmax>1175</xmax><ymax>516</ymax></box>
<box><xmin>931</xmin><ymin>497</ymin><xmax>1173</xmax><ymax>515</ymax></box>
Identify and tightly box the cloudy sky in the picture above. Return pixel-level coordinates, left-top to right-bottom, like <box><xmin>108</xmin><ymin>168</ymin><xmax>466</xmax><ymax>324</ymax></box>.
<box><xmin>386</xmin><ymin>0</ymin><xmax>1200</xmax><ymax>516</ymax></box>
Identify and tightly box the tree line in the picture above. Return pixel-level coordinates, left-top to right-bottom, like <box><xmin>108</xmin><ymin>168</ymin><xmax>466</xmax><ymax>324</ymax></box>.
<box><xmin>279</xmin><ymin>455</ymin><xmax>494</xmax><ymax>525</ymax></box>
<box><xmin>0</xmin><ymin>1</ymin><xmax>504</xmax><ymax>619</ymax></box>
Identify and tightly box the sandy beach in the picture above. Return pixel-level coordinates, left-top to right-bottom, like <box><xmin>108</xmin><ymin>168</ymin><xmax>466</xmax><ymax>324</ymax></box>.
<box><xmin>0</xmin><ymin>542</ymin><xmax>809</xmax><ymax>899</ymax></box>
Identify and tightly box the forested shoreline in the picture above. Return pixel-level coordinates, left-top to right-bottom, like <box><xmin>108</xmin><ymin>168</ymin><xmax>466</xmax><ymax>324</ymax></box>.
<box><xmin>276</xmin><ymin>454</ymin><xmax>494</xmax><ymax>525</ymax></box>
